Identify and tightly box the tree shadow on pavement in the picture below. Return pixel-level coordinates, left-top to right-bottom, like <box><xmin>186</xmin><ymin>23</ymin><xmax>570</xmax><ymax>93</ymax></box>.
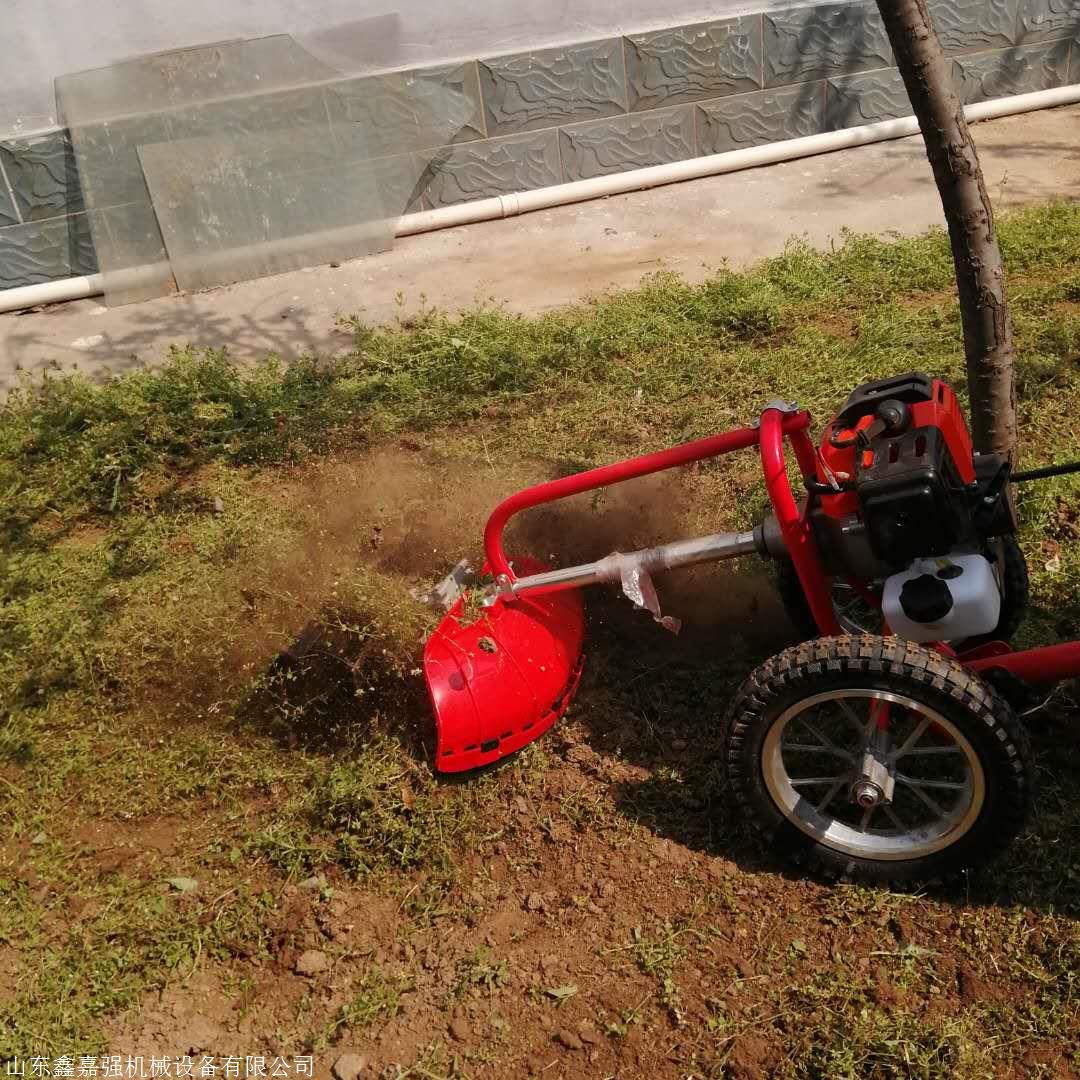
<box><xmin>1</xmin><ymin>293</ymin><xmax>353</xmax><ymax>394</ymax></box>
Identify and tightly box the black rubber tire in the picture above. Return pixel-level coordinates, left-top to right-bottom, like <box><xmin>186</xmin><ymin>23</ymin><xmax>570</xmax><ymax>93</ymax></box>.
<box><xmin>722</xmin><ymin>635</ymin><xmax>1032</xmax><ymax>883</ymax></box>
<box><xmin>774</xmin><ymin>533</ymin><xmax>1030</xmax><ymax>644</ymax></box>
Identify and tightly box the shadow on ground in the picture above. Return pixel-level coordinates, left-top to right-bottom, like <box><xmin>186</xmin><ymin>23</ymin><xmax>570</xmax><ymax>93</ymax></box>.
<box><xmin>2</xmin><ymin>295</ymin><xmax>353</xmax><ymax>393</ymax></box>
<box><xmin>597</xmin><ymin>582</ymin><xmax>1080</xmax><ymax>917</ymax></box>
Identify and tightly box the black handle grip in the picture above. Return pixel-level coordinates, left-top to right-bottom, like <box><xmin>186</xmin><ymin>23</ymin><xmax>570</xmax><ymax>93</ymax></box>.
<box><xmin>1011</xmin><ymin>460</ymin><xmax>1080</xmax><ymax>483</ymax></box>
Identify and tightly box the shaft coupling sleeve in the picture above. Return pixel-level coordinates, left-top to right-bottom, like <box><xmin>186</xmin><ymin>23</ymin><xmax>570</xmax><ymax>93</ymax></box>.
<box><xmin>753</xmin><ymin>514</ymin><xmax>787</xmax><ymax>559</ymax></box>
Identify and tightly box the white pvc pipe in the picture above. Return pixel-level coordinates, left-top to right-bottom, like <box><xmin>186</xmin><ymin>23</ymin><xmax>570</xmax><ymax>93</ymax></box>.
<box><xmin>0</xmin><ymin>272</ymin><xmax>104</xmax><ymax>311</ymax></box>
<box><xmin>3</xmin><ymin>83</ymin><xmax>1079</xmax><ymax>315</ymax></box>
<box><xmin>0</xmin><ymin>260</ymin><xmax>169</xmax><ymax>312</ymax></box>
<box><xmin>397</xmin><ymin>84</ymin><xmax>1080</xmax><ymax>236</ymax></box>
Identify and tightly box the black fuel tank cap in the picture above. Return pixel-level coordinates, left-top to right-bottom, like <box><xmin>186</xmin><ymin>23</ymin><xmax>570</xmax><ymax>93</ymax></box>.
<box><xmin>899</xmin><ymin>573</ymin><xmax>954</xmax><ymax>623</ymax></box>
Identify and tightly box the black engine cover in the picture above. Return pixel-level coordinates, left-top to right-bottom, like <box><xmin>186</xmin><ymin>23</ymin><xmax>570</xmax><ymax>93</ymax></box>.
<box><xmin>856</xmin><ymin>425</ymin><xmax>974</xmax><ymax>565</ymax></box>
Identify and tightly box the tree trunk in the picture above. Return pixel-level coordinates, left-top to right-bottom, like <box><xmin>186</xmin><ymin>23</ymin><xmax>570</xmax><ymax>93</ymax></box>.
<box><xmin>875</xmin><ymin>0</ymin><xmax>1017</xmax><ymax>459</ymax></box>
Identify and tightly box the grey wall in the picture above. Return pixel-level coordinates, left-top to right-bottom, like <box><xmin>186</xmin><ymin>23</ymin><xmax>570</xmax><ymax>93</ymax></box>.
<box><xmin>3</xmin><ymin>0</ymin><xmax>803</xmax><ymax>138</ymax></box>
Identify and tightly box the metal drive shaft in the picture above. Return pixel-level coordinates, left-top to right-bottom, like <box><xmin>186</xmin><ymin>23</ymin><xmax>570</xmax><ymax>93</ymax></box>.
<box><xmin>495</xmin><ymin>529</ymin><xmax>759</xmax><ymax>600</ymax></box>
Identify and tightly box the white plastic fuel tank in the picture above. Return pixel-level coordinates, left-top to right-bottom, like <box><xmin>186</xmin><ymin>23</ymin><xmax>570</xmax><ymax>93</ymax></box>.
<box><xmin>881</xmin><ymin>553</ymin><xmax>1001</xmax><ymax>643</ymax></box>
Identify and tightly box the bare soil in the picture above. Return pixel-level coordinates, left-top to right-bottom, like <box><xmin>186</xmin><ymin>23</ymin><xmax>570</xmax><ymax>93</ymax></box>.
<box><xmin>18</xmin><ymin>439</ymin><xmax>1079</xmax><ymax>1077</ymax></box>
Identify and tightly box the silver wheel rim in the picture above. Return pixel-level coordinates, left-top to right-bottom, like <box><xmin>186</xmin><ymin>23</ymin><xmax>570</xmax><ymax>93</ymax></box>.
<box><xmin>832</xmin><ymin>581</ymin><xmax>883</xmax><ymax>635</ymax></box>
<box><xmin>762</xmin><ymin>689</ymin><xmax>985</xmax><ymax>861</ymax></box>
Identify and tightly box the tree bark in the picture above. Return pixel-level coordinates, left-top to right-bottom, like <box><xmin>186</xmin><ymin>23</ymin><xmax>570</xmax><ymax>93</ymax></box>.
<box><xmin>875</xmin><ymin>0</ymin><xmax>1017</xmax><ymax>458</ymax></box>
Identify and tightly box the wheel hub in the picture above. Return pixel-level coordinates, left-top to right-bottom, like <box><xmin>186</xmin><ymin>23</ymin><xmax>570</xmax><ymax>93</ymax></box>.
<box><xmin>851</xmin><ymin>747</ymin><xmax>896</xmax><ymax>809</ymax></box>
<box><xmin>851</xmin><ymin>778</ymin><xmax>885</xmax><ymax>808</ymax></box>
<box><xmin>762</xmin><ymin>687</ymin><xmax>985</xmax><ymax>861</ymax></box>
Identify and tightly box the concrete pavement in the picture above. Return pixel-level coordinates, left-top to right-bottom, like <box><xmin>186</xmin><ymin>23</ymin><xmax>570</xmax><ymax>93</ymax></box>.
<box><xmin>2</xmin><ymin>104</ymin><xmax>1078</xmax><ymax>391</ymax></box>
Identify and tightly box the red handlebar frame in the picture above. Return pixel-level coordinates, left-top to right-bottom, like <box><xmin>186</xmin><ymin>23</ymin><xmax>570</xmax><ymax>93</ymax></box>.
<box><xmin>758</xmin><ymin>409</ymin><xmax>842</xmax><ymax>636</ymax></box>
<box><xmin>480</xmin><ymin>403</ymin><xmax>1080</xmax><ymax>685</ymax></box>
<box><xmin>483</xmin><ymin>412</ymin><xmax>812</xmax><ymax>580</ymax></box>
<box><xmin>483</xmin><ymin>408</ymin><xmax>838</xmax><ymax>636</ymax></box>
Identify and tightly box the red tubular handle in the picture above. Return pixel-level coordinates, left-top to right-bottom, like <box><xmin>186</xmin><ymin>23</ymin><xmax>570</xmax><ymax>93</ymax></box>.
<box><xmin>966</xmin><ymin>640</ymin><xmax>1080</xmax><ymax>684</ymax></box>
<box><xmin>759</xmin><ymin>408</ymin><xmax>842</xmax><ymax>636</ymax></box>
<box><xmin>483</xmin><ymin>412</ymin><xmax>812</xmax><ymax>581</ymax></box>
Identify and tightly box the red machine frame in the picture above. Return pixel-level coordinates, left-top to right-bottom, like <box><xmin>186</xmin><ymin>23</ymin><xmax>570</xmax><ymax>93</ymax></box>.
<box><xmin>481</xmin><ymin>403</ymin><xmax>1080</xmax><ymax>686</ymax></box>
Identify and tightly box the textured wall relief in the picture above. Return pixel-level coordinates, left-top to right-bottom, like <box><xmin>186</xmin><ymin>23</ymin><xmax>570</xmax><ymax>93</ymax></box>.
<box><xmin>332</xmin><ymin>63</ymin><xmax>485</xmax><ymax>156</ymax></box>
<box><xmin>764</xmin><ymin>3</ymin><xmax>893</xmax><ymax>86</ymax></box>
<box><xmin>0</xmin><ymin>130</ymin><xmax>82</xmax><ymax>220</ymax></box>
<box><xmin>953</xmin><ymin>40</ymin><xmax>1070</xmax><ymax>102</ymax></box>
<box><xmin>929</xmin><ymin>0</ymin><xmax>1019</xmax><ymax>52</ymax></box>
<box><xmin>0</xmin><ymin>171</ymin><xmax>18</xmax><ymax>227</ymax></box>
<box><xmin>624</xmin><ymin>17</ymin><xmax>762</xmax><ymax>111</ymax></box>
<box><xmin>0</xmin><ymin>214</ymin><xmax>97</xmax><ymax>286</ymax></box>
<box><xmin>479</xmin><ymin>40</ymin><xmax>626</xmax><ymax>136</ymax></box>
<box><xmin>825</xmin><ymin>68</ymin><xmax>910</xmax><ymax>128</ymax></box>
<box><xmin>1017</xmin><ymin>0</ymin><xmax>1080</xmax><ymax>41</ymax></box>
<box><xmin>559</xmin><ymin>105</ymin><xmax>695</xmax><ymax>182</ymax></box>
<box><xmin>424</xmin><ymin>130</ymin><xmax>562</xmax><ymax>206</ymax></box>
<box><xmin>696</xmin><ymin>83</ymin><xmax>824</xmax><ymax>153</ymax></box>
<box><xmin>5</xmin><ymin>1</ymin><xmax>1080</xmax><ymax>291</ymax></box>
<box><xmin>369</xmin><ymin>153</ymin><xmax>431</xmax><ymax>216</ymax></box>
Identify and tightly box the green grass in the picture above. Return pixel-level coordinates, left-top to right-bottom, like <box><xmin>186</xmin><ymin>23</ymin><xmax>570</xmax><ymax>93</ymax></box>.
<box><xmin>315</xmin><ymin>968</ymin><xmax>407</xmax><ymax>1049</ymax></box>
<box><xmin>6</xmin><ymin>202</ymin><xmax>1080</xmax><ymax>522</ymax></box>
<box><xmin>2</xmin><ymin>201</ymin><xmax>1080</xmax><ymax>1068</ymax></box>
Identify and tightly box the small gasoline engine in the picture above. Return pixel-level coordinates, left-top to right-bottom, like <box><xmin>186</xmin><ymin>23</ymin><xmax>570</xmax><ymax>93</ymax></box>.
<box><xmin>754</xmin><ymin>373</ymin><xmax>1016</xmax><ymax>643</ymax></box>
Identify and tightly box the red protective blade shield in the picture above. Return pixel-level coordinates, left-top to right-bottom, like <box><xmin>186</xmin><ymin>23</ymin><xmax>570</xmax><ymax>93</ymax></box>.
<box><xmin>423</xmin><ymin>557</ymin><xmax>585</xmax><ymax>772</ymax></box>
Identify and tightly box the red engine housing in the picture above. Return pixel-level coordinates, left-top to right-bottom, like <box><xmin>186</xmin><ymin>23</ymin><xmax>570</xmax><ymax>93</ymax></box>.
<box><xmin>816</xmin><ymin>376</ymin><xmax>975</xmax><ymax>524</ymax></box>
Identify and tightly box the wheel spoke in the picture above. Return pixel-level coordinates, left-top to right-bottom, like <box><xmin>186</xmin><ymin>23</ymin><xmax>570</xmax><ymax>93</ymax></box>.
<box><xmin>899</xmin><ymin>778</ymin><xmax>945</xmax><ymax>817</ymax></box>
<box><xmin>834</xmin><ymin>593</ymin><xmax>859</xmax><ymax>616</ymax></box>
<box><xmin>891</xmin><ymin>716</ymin><xmax>931</xmax><ymax>760</ymax></box>
<box><xmin>796</xmin><ymin>718</ymin><xmax>854</xmax><ymax>760</ymax></box>
<box><xmin>790</xmin><ymin>775</ymin><xmax>848</xmax><ymax>787</ymax></box>
<box><xmin>783</xmin><ymin>742</ymin><xmax>851</xmax><ymax>755</ymax></box>
<box><xmin>882</xmin><ymin>803</ymin><xmax>908</xmax><ymax>832</ymax></box>
<box><xmin>831</xmin><ymin>583</ymin><xmax>881</xmax><ymax>634</ymax></box>
<box><xmin>815</xmin><ymin>779</ymin><xmax>848</xmax><ymax>813</ymax></box>
<box><xmin>865</xmin><ymin>699</ymin><xmax>890</xmax><ymax>741</ymax></box>
<box><xmin>858</xmin><ymin>805</ymin><xmax>876</xmax><ymax>832</ymax></box>
<box><xmin>896</xmin><ymin>775</ymin><xmax>967</xmax><ymax>792</ymax></box>
<box><xmin>835</xmin><ymin>698</ymin><xmax>868</xmax><ymax>738</ymax></box>
<box><xmin>898</xmin><ymin>745</ymin><xmax>964</xmax><ymax>756</ymax></box>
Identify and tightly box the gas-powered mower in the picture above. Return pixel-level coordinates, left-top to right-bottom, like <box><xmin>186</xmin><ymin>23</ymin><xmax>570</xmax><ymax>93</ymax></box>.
<box><xmin>423</xmin><ymin>373</ymin><xmax>1080</xmax><ymax>880</ymax></box>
